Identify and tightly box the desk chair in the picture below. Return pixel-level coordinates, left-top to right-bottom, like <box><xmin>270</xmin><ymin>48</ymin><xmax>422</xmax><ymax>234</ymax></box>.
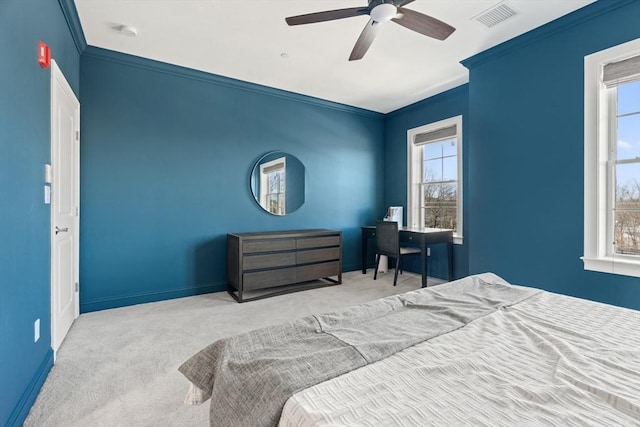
<box><xmin>373</xmin><ymin>220</ymin><xmax>422</xmax><ymax>286</ymax></box>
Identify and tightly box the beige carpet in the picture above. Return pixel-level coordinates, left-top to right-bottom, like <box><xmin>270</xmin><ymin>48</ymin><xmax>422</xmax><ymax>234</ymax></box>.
<box><xmin>24</xmin><ymin>270</ymin><xmax>441</xmax><ymax>427</ymax></box>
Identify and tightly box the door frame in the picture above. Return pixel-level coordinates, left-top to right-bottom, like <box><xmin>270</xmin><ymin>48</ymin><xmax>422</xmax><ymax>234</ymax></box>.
<box><xmin>50</xmin><ymin>59</ymin><xmax>80</xmax><ymax>356</ymax></box>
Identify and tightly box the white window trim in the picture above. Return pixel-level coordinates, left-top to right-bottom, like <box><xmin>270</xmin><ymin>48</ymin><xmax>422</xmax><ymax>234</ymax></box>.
<box><xmin>583</xmin><ymin>38</ymin><xmax>640</xmax><ymax>278</ymax></box>
<box><xmin>407</xmin><ymin>115</ymin><xmax>463</xmax><ymax>245</ymax></box>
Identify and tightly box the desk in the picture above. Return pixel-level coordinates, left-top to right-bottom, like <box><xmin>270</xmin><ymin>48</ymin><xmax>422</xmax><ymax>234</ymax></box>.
<box><xmin>361</xmin><ymin>226</ymin><xmax>453</xmax><ymax>288</ymax></box>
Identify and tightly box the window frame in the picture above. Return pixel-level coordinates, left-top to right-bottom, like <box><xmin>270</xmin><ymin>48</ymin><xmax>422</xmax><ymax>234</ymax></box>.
<box><xmin>583</xmin><ymin>38</ymin><xmax>640</xmax><ymax>278</ymax></box>
<box><xmin>407</xmin><ymin>115</ymin><xmax>463</xmax><ymax>244</ymax></box>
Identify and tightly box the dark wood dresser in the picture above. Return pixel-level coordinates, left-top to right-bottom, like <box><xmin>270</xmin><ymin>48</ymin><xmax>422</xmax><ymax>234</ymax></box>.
<box><xmin>227</xmin><ymin>229</ymin><xmax>342</xmax><ymax>302</ymax></box>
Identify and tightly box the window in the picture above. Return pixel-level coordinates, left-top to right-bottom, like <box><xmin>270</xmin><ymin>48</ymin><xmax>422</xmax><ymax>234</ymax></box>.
<box><xmin>260</xmin><ymin>156</ymin><xmax>286</xmax><ymax>215</ymax></box>
<box><xmin>612</xmin><ymin>81</ymin><xmax>640</xmax><ymax>256</ymax></box>
<box><xmin>583</xmin><ymin>39</ymin><xmax>640</xmax><ymax>277</ymax></box>
<box><xmin>407</xmin><ymin>115</ymin><xmax>463</xmax><ymax>244</ymax></box>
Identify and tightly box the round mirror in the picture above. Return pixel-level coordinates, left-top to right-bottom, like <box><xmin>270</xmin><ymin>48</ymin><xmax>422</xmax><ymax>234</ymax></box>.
<box><xmin>250</xmin><ymin>152</ymin><xmax>305</xmax><ymax>215</ymax></box>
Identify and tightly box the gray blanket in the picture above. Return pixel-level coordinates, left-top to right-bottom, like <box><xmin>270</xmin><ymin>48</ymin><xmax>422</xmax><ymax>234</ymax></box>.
<box><xmin>178</xmin><ymin>274</ymin><xmax>540</xmax><ymax>427</ymax></box>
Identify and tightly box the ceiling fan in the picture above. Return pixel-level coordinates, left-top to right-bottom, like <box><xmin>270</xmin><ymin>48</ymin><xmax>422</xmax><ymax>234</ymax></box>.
<box><xmin>285</xmin><ymin>0</ymin><xmax>456</xmax><ymax>61</ymax></box>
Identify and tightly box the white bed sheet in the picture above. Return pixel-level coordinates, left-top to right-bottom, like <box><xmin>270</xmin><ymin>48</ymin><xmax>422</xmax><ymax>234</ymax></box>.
<box><xmin>279</xmin><ymin>288</ymin><xmax>640</xmax><ymax>426</ymax></box>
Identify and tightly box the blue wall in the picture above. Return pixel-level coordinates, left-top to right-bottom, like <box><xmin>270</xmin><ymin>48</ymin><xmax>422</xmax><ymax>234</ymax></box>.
<box><xmin>463</xmin><ymin>0</ymin><xmax>640</xmax><ymax>309</ymax></box>
<box><xmin>383</xmin><ymin>85</ymin><xmax>470</xmax><ymax>280</ymax></box>
<box><xmin>79</xmin><ymin>48</ymin><xmax>385</xmax><ymax>312</ymax></box>
<box><xmin>286</xmin><ymin>154</ymin><xmax>306</xmax><ymax>214</ymax></box>
<box><xmin>0</xmin><ymin>1</ymin><xmax>80</xmax><ymax>425</ymax></box>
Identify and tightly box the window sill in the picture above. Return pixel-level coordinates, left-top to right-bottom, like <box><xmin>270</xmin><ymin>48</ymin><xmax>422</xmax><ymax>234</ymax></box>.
<box><xmin>581</xmin><ymin>256</ymin><xmax>640</xmax><ymax>278</ymax></box>
<box><xmin>454</xmin><ymin>235</ymin><xmax>463</xmax><ymax>245</ymax></box>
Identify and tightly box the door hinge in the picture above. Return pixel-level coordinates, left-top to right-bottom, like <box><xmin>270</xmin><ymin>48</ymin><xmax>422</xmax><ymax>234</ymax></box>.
<box><xmin>75</xmin><ymin>282</ymin><xmax>79</xmax><ymax>292</ymax></box>
<box><xmin>75</xmin><ymin>130</ymin><xmax>79</xmax><ymax>141</ymax></box>
<box><xmin>76</xmin><ymin>206</ymin><xmax>79</xmax><ymax>216</ymax></box>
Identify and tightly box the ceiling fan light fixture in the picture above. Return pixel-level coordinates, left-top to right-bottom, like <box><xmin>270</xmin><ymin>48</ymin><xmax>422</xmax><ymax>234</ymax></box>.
<box><xmin>284</xmin><ymin>0</ymin><xmax>455</xmax><ymax>60</ymax></box>
<box><xmin>370</xmin><ymin>3</ymin><xmax>397</xmax><ymax>22</ymax></box>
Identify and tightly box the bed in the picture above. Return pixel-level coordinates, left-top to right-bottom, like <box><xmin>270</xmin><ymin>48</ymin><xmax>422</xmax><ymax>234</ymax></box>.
<box><xmin>178</xmin><ymin>273</ymin><xmax>640</xmax><ymax>426</ymax></box>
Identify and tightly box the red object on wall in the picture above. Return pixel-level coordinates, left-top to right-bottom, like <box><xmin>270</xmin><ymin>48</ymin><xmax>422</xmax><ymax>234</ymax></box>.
<box><xmin>38</xmin><ymin>41</ymin><xmax>51</xmax><ymax>69</ymax></box>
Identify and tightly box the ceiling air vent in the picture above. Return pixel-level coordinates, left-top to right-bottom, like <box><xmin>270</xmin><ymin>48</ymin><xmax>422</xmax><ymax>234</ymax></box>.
<box><xmin>474</xmin><ymin>2</ymin><xmax>517</xmax><ymax>28</ymax></box>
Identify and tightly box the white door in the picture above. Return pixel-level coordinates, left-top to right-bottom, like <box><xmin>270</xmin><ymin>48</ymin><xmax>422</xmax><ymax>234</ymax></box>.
<box><xmin>50</xmin><ymin>59</ymin><xmax>80</xmax><ymax>354</ymax></box>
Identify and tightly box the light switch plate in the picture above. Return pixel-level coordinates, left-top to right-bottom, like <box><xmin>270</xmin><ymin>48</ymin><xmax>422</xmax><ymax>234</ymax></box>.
<box><xmin>44</xmin><ymin>164</ymin><xmax>52</xmax><ymax>183</ymax></box>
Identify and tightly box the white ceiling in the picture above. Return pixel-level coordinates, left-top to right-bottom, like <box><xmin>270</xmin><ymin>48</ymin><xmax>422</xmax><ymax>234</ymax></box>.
<box><xmin>74</xmin><ymin>0</ymin><xmax>595</xmax><ymax>114</ymax></box>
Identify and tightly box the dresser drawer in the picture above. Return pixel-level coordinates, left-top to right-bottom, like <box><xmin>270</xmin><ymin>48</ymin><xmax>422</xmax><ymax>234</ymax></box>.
<box><xmin>296</xmin><ymin>247</ymin><xmax>340</xmax><ymax>265</ymax></box>
<box><xmin>243</xmin><ymin>239</ymin><xmax>296</xmax><ymax>254</ymax></box>
<box><xmin>243</xmin><ymin>267</ymin><xmax>297</xmax><ymax>290</ymax></box>
<box><xmin>296</xmin><ymin>261</ymin><xmax>340</xmax><ymax>282</ymax></box>
<box><xmin>243</xmin><ymin>252</ymin><xmax>296</xmax><ymax>271</ymax></box>
<box><xmin>296</xmin><ymin>236</ymin><xmax>340</xmax><ymax>249</ymax></box>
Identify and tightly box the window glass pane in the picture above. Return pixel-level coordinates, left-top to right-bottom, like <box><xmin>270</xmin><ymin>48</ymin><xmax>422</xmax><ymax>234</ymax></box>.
<box><xmin>278</xmin><ymin>171</ymin><xmax>286</xmax><ymax>192</ymax></box>
<box><xmin>268</xmin><ymin>194</ymin><xmax>278</xmax><ymax>214</ymax></box>
<box><xmin>424</xmin><ymin>159</ymin><xmax>442</xmax><ymax>182</ymax></box>
<box><xmin>423</xmin><ymin>183</ymin><xmax>456</xmax><ymax>204</ymax></box>
<box><xmin>616</xmin><ymin>162</ymin><xmax>640</xmax><ymax>195</ymax></box>
<box><xmin>441</xmin><ymin>138</ymin><xmax>457</xmax><ymax>157</ymax></box>
<box><xmin>423</xmin><ymin>142</ymin><xmax>442</xmax><ymax>160</ymax></box>
<box><xmin>618</xmin><ymin>80</ymin><xmax>640</xmax><ymax>116</ymax></box>
<box><xmin>617</xmin><ymin>114</ymin><xmax>640</xmax><ymax>160</ymax></box>
<box><xmin>442</xmin><ymin>156</ymin><xmax>457</xmax><ymax>182</ymax></box>
<box><xmin>615</xmin><ymin>162</ymin><xmax>640</xmax><ymax>255</ymax></box>
<box><xmin>423</xmin><ymin>183</ymin><xmax>439</xmax><ymax>200</ymax></box>
<box><xmin>424</xmin><ymin>208</ymin><xmax>457</xmax><ymax>229</ymax></box>
<box><xmin>268</xmin><ymin>173</ymin><xmax>277</xmax><ymax>193</ymax></box>
<box><xmin>614</xmin><ymin>211</ymin><xmax>640</xmax><ymax>255</ymax></box>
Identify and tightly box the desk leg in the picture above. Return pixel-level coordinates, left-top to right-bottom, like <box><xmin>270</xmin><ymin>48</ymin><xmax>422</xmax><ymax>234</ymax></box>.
<box><xmin>447</xmin><ymin>242</ymin><xmax>453</xmax><ymax>282</ymax></box>
<box><xmin>361</xmin><ymin>229</ymin><xmax>367</xmax><ymax>274</ymax></box>
<box><xmin>421</xmin><ymin>245</ymin><xmax>428</xmax><ymax>288</ymax></box>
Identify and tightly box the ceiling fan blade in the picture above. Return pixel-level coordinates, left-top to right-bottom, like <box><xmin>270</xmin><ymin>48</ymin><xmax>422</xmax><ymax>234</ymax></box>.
<box><xmin>349</xmin><ymin>19</ymin><xmax>380</xmax><ymax>61</ymax></box>
<box><xmin>394</xmin><ymin>0</ymin><xmax>415</xmax><ymax>6</ymax></box>
<box><xmin>392</xmin><ymin>8</ymin><xmax>455</xmax><ymax>40</ymax></box>
<box><xmin>286</xmin><ymin>7</ymin><xmax>369</xmax><ymax>26</ymax></box>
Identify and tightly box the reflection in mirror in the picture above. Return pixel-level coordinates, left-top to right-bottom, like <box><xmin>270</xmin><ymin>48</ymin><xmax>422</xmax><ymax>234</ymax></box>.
<box><xmin>250</xmin><ymin>152</ymin><xmax>305</xmax><ymax>215</ymax></box>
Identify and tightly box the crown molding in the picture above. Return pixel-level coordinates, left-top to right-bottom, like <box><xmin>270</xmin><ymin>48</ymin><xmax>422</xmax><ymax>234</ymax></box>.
<box><xmin>81</xmin><ymin>46</ymin><xmax>383</xmax><ymax>119</ymax></box>
<box><xmin>461</xmin><ymin>0</ymin><xmax>637</xmax><ymax>70</ymax></box>
<box><xmin>57</xmin><ymin>0</ymin><xmax>87</xmax><ymax>54</ymax></box>
<box><xmin>385</xmin><ymin>84</ymin><xmax>469</xmax><ymax>119</ymax></box>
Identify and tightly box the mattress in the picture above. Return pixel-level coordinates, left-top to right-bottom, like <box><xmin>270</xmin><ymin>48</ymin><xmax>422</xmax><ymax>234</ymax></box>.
<box><xmin>279</xmin><ymin>285</ymin><xmax>640</xmax><ymax>426</ymax></box>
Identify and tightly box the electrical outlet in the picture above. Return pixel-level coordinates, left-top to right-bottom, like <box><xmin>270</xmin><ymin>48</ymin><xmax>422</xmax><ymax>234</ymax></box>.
<box><xmin>34</xmin><ymin>319</ymin><xmax>40</xmax><ymax>343</ymax></box>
